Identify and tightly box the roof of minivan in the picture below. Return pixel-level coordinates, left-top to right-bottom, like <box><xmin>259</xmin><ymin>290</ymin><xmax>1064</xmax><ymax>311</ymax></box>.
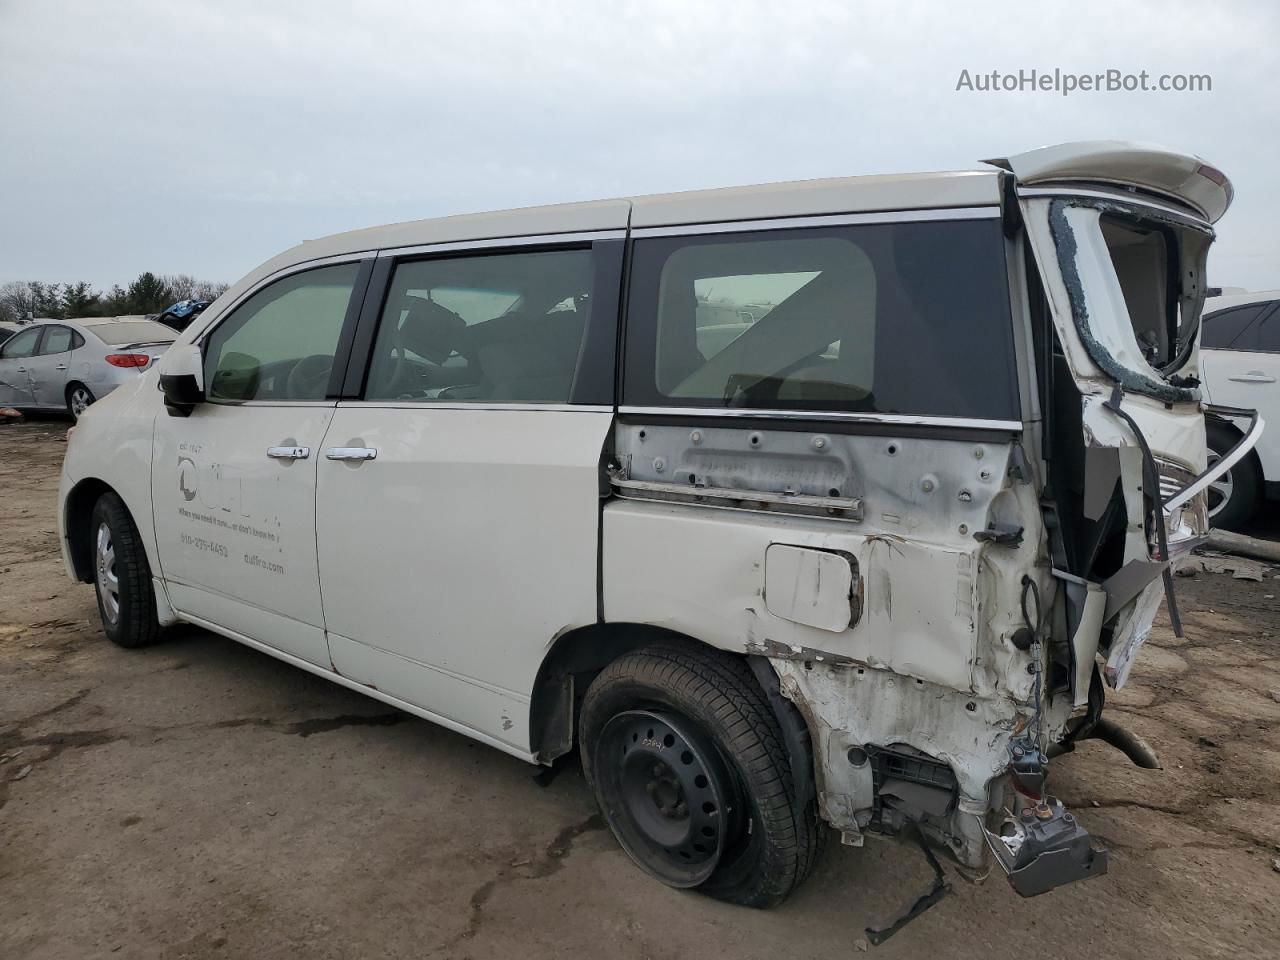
<box><xmin>198</xmin><ymin>141</ymin><xmax>1227</xmax><ymax>331</ymax></box>
<box><xmin>1206</xmin><ymin>289</ymin><xmax>1280</xmax><ymax>313</ymax></box>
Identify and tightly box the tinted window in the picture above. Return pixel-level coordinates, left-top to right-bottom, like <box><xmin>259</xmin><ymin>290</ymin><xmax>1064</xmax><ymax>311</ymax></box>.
<box><xmin>1200</xmin><ymin>303</ymin><xmax>1269</xmax><ymax>349</ymax></box>
<box><xmin>624</xmin><ymin>219</ymin><xmax>1018</xmax><ymax>419</ymax></box>
<box><xmin>365</xmin><ymin>249</ymin><xmax>594</xmax><ymax>404</ymax></box>
<box><xmin>204</xmin><ymin>263</ymin><xmax>359</xmax><ymax>402</ymax></box>
<box><xmin>41</xmin><ymin>326</ymin><xmax>73</xmax><ymax>355</ymax></box>
<box><xmin>1229</xmin><ymin>303</ymin><xmax>1280</xmax><ymax>353</ymax></box>
<box><xmin>0</xmin><ymin>327</ymin><xmax>41</xmax><ymax>359</ymax></box>
<box><xmin>90</xmin><ymin>321</ymin><xmax>178</xmax><ymax>345</ymax></box>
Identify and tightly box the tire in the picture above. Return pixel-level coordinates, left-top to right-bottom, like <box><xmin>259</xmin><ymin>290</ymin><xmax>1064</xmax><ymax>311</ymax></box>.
<box><xmin>89</xmin><ymin>492</ymin><xmax>161</xmax><ymax>648</ymax></box>
<box><xmin>580</xmin><ymin>642</ymin><xmax>822</xmax><ymax>908</ymax></box>
<box><xmin>66</xmin><ymin>383</ymin><xmax>95</xmax><ymax>420</ymax></box>
<box><xmin>1206</xmin><ymin>421</ymin><xmax>1262</xmax><ymax>531</ymax></box>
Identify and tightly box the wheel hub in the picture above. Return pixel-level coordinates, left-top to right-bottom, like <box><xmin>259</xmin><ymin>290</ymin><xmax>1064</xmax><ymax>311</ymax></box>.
<box><xmin>596</xmin><ymin>710</ymin><xmax>735</xmax><ymax>887</ymax></box>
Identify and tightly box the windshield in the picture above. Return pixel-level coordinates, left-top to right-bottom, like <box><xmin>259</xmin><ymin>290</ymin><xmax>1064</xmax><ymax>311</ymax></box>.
<box><xmin>1045</xmin><ymin>197</ymin><xmax>1212</xmax><ymax>403</ymax></box>
<box><xmin>89</xmin><ymin>321</ymin><xmax>178</xmax><ymax>345</ymax></box>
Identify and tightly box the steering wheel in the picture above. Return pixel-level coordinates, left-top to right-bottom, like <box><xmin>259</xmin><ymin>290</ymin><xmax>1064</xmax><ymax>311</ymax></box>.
<box><xmin>285</xmin><ymin>353</ymin><xmax>335</xmax><ymax>400</ymax></box>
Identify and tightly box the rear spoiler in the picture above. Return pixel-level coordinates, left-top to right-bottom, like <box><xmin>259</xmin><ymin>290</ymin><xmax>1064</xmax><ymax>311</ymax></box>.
<box><xmin>986</xmin><ymin>140</ymin><xmax>1233</xmax><ymax>223</ymax></box>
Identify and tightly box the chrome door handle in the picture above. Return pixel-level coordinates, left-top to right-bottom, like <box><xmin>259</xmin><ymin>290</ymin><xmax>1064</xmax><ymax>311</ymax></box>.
<box><xmin>267</xmin><ymin>446</ymin><xmax>310</xmax><ymax>460</ymax></box>
<box><xmin>325</xmin><ymin>446</ymin><xmax>378</xmax><ymax>461</ymax></box>
<box><xmin>1228</xmin><ymin>373</ymin><xmax>1276</xmax><ymax>383</ymax></box>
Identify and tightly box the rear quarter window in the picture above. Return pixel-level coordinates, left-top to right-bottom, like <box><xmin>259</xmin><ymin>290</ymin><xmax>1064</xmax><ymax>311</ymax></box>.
<box><xmin>623</xmin><ymin>218</ymin><xmax>1019</xmax><ymax>421</ymax></box>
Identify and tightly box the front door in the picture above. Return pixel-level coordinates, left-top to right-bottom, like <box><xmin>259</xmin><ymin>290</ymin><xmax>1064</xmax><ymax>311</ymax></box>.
<box><xmin>315</xmin><ymin>241</ymin><xmax>620</xmax><ymax>753</ymax></box>
<box><xmin>24</xmin><ymin>324</ymin><xmax>75</xmax><ymax>408</ymax></box>
<box><xmin>0</xmin><ymin>327</ymin><xmax>41</xmax><ymax>406</ymax></box>
<box><xmin>151</xmin><ymin>260</ymin><xmax>368</xmax><ymax>667</ymax></box>
<box><xmin>1201</xmin><ymin>301</ymin><xmax>1280</xmax><ymax>481</ymax></box>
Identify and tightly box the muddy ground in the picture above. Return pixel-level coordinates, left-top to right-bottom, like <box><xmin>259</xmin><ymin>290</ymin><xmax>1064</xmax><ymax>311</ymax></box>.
<box><xmin>1</xmin><ymin>418</ymin><xmax>1277</xmax><ymax>959</ymax></box>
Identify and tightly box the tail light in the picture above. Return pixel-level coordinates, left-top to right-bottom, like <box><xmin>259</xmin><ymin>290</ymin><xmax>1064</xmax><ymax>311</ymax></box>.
<box><xmin>105</xmin><ymin>353</ymin><xmax>151</xmax><ymax>368</ymax></box>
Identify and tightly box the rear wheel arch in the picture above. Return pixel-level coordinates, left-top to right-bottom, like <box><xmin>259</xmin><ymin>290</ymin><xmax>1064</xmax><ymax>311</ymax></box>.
<box><xmin>528</xmin><ymin>624</ymin><xmax>815</xmax><ymax>789</ymax></box>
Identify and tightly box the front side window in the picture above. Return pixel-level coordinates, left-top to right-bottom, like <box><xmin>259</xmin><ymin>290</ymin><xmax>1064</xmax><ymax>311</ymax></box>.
<box><xmin>1201</xmin><ymin>303</ymin><xmax>1269</xmax><ymax>350</ymax></box>
<box><xmin>624</xmin><ymin>219</ymin><xmax>1018</xmax><ymax>420</ymax></box>
<box><xmin>204</xmin><ymin>262</ymin><xmax>360</xmax><ymax>402</ymax></box>
<box><xmin>364</xmin><ymin>248</ymin><xmax>593</xmax><ymax>404</ymax></box>
<box><xmin>41</xmin><ymin>326</ymin><xmax>73</xmax><ymax>355</ymax></box>
<box><xmin>0</xmin><ymin>327</ymin><xmax>41</xmax><ymax>359</ymax></box>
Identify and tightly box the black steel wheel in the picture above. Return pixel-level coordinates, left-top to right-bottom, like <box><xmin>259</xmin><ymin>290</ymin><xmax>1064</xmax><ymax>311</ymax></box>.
<box><xmin>580</xmin><ymin>642</ymin><xmax>823</xmax><ymax>908</ymax></box>
<box><xmin>594</xmin><ymin>709</ymin><xmax>743</xmax><ymax>887</ymax></box>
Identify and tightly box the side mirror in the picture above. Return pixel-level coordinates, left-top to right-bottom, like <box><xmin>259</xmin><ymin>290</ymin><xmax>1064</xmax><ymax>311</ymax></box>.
<box><xmin>158</xmin><ymin>344</ymin><xmax>205</xmax><ymax>417</ymax></box>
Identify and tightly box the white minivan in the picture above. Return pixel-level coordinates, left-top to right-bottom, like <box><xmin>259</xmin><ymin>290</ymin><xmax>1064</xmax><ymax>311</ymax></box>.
<box><xmin>58</xmin><ymin>141</ymin><xmax>1253</xmax><ymax>915</ymax></box>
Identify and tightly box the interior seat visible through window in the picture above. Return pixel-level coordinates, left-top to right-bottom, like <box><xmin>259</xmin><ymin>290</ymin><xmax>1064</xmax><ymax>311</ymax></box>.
<box><xmin>364</xmin><ymin>248</ymin><xmax>594</xmax><ymax>404</ymax></box>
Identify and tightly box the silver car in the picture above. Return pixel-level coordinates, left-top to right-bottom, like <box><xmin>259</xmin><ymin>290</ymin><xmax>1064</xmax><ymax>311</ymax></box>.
<box><xmin>0</xmin><ymin>316</ymin><xmax>176</xmax><ymax>418</ymax></box>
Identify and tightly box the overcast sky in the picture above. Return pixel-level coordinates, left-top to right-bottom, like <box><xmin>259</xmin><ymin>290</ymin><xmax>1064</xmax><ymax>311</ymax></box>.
<box><xmin>1</xmin><ymin>0</ymin><xmax>1276</xmax><ymax>291</ymax></box>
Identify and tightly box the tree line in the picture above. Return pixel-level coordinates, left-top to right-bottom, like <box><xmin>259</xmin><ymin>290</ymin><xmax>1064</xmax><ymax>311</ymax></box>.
<box><xmin>0</xmin><ymin>273</ymin><xmax>229</xmax><ymax>324</ymax></box>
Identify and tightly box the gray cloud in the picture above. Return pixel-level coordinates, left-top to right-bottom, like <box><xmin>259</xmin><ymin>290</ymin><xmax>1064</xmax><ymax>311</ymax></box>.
<box><xmin>1</xmin><ymin>0</ymin><xmax>1276</xmax><ymax>289</ymax></box>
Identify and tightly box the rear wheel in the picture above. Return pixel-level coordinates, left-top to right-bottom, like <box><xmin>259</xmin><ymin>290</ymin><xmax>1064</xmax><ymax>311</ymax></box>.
<box><xmin>580</xmin><ymin>643</ymin><xmax>822</xmax><ymax>908</ymax></box>
<box><xmin>66</xmin><ymin>383</ymin><xmax>95</xmax><ymax>420</ymax></box>
<box><xmin>1206</xmin><ymin>421</ymin><xmax>1261</xmax><ymax>531</ymax></box>
<box><xmin>89</xmin><ymin>492</ymin><xmax>160</xmax><ymax>648</ymax></box>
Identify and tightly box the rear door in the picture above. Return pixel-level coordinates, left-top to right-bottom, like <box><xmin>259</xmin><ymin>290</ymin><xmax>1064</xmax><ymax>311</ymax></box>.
<box><xmin>0</xmin><ymin>327</ymin><xmax>41</xmax><ymax>406</ymax></box>
<box><xmin>151</xmin><ymin>259</ymin><xmax>371</xmax><ymax>667</ymax></box>
<box><xmin>314</xmin><ymin>235</ymin><xmax>624</xmax><ymax>754</ymax></box>
<box><xmin>1201</xmin><ymin>300</ymin><xmax>1280</xmax><ymax>479</ymax></box>
<box><xmin>25</xmin><ymin>324</ymin><xmax>77</xmax><ymax>407</ymax></box>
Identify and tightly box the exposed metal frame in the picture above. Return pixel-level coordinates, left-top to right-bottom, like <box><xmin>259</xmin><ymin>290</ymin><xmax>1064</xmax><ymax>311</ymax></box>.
<box><xmin>1017</xmin><ymin>185</ymin><xmax>1213</xmax><ymax>230</ymax></box>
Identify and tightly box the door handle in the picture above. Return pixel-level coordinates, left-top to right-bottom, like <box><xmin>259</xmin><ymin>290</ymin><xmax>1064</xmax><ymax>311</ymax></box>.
<box><xmin>1228</xmin><ymin>372</ymin><xmax>1276</xmax><ymax>383</ymax></box>
<box><xmin>267</xmin><ymin>446</ymin><xmax>310</xmax><ymax>460</ymax></box>
<box><xmin>325</xmin><ymin>446</ymin><xmax>378</xmax><ymax>461</ymax></box>
<box><xmin>55</xmin><ymin>364</ymin><xmax>68</xmax><ymax>370</ymax></box>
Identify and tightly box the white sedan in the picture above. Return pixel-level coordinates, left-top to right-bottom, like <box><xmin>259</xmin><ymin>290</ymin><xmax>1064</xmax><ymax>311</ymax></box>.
<box><xmin>0</xmin><ymin>316</ymin><xmax>176</xmax><ymax>419</ymax></box>
<box><xmin>1200</xmin><ymin>289</ymin><xmax>1279</xmax><ymax>528</ymax></box>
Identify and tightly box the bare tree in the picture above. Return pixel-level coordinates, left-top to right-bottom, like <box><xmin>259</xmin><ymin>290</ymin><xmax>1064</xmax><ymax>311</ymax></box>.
<box><xmin>0</xmin><ymin>280</ymin><xmax>35</xmax><ymax>323</ymax></box>
<box><xmin>161</xmin><ymin>274</ymin><xmax>200</xmax><ymax>301</ymax></box>
<box><xmin>194</xmin><ymin>280</ymin><xmax>229</xmax><ymax>301</ymax></box>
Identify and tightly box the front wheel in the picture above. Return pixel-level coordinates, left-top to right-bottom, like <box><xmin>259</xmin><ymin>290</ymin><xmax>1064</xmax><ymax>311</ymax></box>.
<box><xmin>67</xmin><ymin>383</ymin><xmax>95</xmax><ymax>420</ymax></box>
<box><xmin>89</xmin><ymin>492</ymin><xmax>161</xmax><ymax>648</ymax></box>
<box><xmin>580</xmin><ymin>643</ymin><xmax>822</xmax><ymax>908</ymax></box>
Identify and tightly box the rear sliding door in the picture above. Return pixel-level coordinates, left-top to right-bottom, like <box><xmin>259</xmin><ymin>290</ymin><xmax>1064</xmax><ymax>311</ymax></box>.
<box><xmin>315</xmin><ymin>234</ymin><xmax>624</xmax><ymax>755</ymax></box>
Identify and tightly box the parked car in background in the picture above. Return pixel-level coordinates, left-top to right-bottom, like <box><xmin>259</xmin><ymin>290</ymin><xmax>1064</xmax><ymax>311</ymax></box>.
<box><xmin>0</xmin><ymin>316</ymin><xmax>176</xmax><ymax>419</ymax></box>
<box><xmin>154</xmin><ymin>298</ymin><xmax>212</xmax><ymax>333</ymax></box>
<box><xmin>0</xmin><ymin>321</ymin><xmax>23</xmax><ymax>346</ymax></box>
<box><xmin>1199</xmin><ymin>289</ymin><xmax>1279</xmax><ymax>528</ymax></box>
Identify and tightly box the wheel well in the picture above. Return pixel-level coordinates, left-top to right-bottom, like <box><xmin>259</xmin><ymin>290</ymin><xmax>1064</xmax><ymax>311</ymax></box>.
<box><xmin>64</xmin><ymin>478</ymin><xmax>114</xmax><ymax>581</ymax></box>
<box><xmin>65</xmin><ymin>380</ymin><xmax>86</xmax><ymax>400</ymax></box>
<box><xmin>528</xmin><ymin>624</ymin><xmax>815</xmax><ymax>805</ymax></box>
<box><xmin>1206</xmin><ymin>415</ymin><xmax>1264</xmax><ymax>479</ymax></box>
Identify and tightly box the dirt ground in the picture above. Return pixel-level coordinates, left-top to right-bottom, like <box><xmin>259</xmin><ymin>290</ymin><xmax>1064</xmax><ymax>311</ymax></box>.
<box><xmin>1</xmin><ymin>418</ymin><xmax>1278</xmax><ymax>960</ymax></box>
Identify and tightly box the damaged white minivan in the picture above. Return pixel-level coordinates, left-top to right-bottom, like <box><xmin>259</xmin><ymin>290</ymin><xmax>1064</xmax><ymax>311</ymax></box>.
<box><xmin>59</xmin><ymin>142</ymin><xmax>1259</xmax><ymax>920</ymax></box>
